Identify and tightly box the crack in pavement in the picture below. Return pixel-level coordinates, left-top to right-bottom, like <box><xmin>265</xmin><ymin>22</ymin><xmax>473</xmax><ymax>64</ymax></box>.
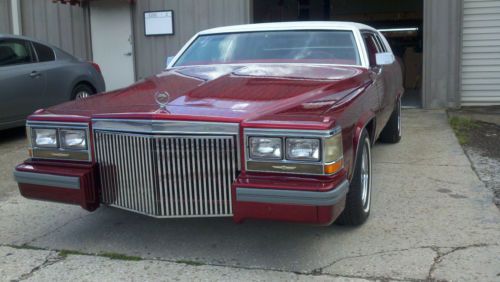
<box><xmin>427</xmin><ymin>243</ymin><xmax>494</xmax><ymax>281</ymax></box>
<box><xmin>311</xmin><ymin>245</ymin><xmax>437</xmax><ymax>274</ymax></box>
<box><xmin>308</xmin><ymin>243</ymin><xmax>499</xmax><ymax>282</ymax></box>
<box><xmin>3</xmin><ymin>242</ymin><xmax>499</xmax><ymax>281</ymax></box>
<box><xmin>10</xmin><ymin>251</ymin><xmax>65</xmax><ymax>282</ymax></box>
<box><xmin>22</xmin><ymin>209</ymin><xmax>103</xmax><ymax>246</ymax></box>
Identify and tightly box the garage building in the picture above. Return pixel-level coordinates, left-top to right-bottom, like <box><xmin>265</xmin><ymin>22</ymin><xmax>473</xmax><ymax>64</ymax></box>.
<box><xmin>0</xmin><ymin>0</ymin><xmax>499</xmax><ymax>108</ymax></box>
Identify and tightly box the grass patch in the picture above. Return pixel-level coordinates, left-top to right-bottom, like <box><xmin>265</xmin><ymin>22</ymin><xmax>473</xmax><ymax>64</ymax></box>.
<box><xmin>176</xmin><ymin>259</ymin><xmax>205</xmax><ymax>266</ymax></box>
<box><xmin>449</xmin><ymin>116</ymin><xmax>477</xmax><ymax>145</ymax></box>
<box><xmin>59</xmin><ymin>249</ymin><xmax>141</xmax><ymax>261</ymax></box>
<box><xmin>5</xmin><ymin>245</ymin><xmax>143</xmax><ymax>262</ymax></box>
<box><xmin>99</xmin><ymin>252</ymin><xmax>142</xmax><ymax>261</ymax></box>
<box><xmin>59</xmin><ymin>249</ymin><xmax>89</xmax><ymax>258</ymax></box>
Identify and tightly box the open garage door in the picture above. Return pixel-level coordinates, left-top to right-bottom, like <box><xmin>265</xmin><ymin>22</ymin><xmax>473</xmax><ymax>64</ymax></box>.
<box><xmin>252</xmin><ymin>0</ymin><xmax>423</xmax><ymax>108</ymax></box>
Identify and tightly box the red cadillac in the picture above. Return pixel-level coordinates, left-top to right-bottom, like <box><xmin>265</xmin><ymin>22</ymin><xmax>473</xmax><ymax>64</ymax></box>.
<box><xmin>14</xmin><ymin>22</ymin><xmax>403</xmax><ymax>226</ymax></box>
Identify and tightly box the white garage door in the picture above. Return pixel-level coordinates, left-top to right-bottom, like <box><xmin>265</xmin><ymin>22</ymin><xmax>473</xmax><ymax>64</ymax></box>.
<box><xmin>461</xmin><ymin>0</ymin><xmax>500</xmax><ymax>105</ymax></box>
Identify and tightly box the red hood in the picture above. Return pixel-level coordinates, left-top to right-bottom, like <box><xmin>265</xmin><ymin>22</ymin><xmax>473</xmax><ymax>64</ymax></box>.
<box><xmin>34</xmin><ymin>64</ymin><xmax>370</xmax><ymax>128</ymax></box>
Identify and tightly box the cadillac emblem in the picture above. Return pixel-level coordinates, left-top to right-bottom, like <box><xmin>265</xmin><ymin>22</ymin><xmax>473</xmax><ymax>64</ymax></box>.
<box><xmin>155</xmin><ymin>91</ymin><xmax>170</xmax><ymax>111</ymax></box>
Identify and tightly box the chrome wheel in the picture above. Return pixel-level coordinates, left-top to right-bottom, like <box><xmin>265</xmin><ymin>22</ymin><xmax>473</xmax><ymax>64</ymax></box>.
<box><xmin>75</xmin><ymin>91</ymin><xmax>89</xmax><ymax>100</ymax></box>
<box><xmin>360</xmin><ymin>138</ymin><xmax>372</xmax><ymax>213</ymax></box>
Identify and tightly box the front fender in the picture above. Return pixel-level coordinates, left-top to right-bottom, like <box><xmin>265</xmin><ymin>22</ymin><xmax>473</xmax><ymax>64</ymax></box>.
<box><xmin>350</xmin><ymin>111</ymin><xmax>375</xmax><ymax>180</ymax></box>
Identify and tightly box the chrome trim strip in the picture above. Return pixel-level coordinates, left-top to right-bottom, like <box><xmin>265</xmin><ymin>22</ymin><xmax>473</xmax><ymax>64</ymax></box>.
<box><xmin>92</xmin><ymin>119</ymin><xmax>239</xmax><ymax>135</ymax></box>
<box><xmin>244</xmin><ymin>127</ymin><xmax>341</xmax><ymax>138</ymax></box>
<box><xmin>27</xmin><ymin>121</ymin><xmax>89</xmax><ymax>127</ymax></box>
<box><xmin>13</xmin><ymin>170</ymin><xmax>80</xmax><ymax>190</ymax></box>
<box><xmin>246</xmin><ymin>161</ymin><xmax>324</xmax><ymax>175</ymax></box>
<box><xmin>236</xmin><ymin>180</ymin><xmax>349</xmax><ymax>206</ymax></box>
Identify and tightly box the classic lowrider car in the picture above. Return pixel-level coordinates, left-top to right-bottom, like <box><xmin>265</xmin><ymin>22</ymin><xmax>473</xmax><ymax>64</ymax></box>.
<box><xmin>14</xmin><ymin>22</ymin><xmax>403</xmax><ymax>226</ymax></box>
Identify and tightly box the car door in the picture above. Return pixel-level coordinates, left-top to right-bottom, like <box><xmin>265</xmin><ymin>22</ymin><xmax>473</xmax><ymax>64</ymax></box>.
<box><xmin>361</xmin><ymin>32</ymin><xmax>389</xmax><ymax>135</ymax></box>
<box><xmin>31</xmin><ymin>41</ymin><xmax>66</xmax><ymax>107</ymax></box>
<box><xmin>373</xmin><ymin>33</ymin><xmax>397</xmax><ymax>125</ymax></box>
<box><xmin>0</xmin><ymin>39</ymin><xmax>46</xmax><ymax>127</ymax></box>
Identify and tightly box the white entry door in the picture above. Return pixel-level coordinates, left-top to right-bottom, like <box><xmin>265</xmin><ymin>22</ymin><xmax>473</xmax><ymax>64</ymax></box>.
<box><xmin>90</xmin><ymin>0</ymin><xmax>135</xmax><ymax>91</ymax></box>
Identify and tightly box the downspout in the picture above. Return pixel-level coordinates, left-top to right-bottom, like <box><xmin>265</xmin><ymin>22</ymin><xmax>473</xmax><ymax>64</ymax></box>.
<box><xmin>10</xmin><ymin>0</ymin><xmax>22</xmax><ymax>35</ymax></box>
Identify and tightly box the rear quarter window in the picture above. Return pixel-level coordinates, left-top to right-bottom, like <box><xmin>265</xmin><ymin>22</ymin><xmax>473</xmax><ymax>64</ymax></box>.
<box><xmin>33</xmin><ymin>42</ymin><xmax>55</xmax><ymax>62</ymax></box>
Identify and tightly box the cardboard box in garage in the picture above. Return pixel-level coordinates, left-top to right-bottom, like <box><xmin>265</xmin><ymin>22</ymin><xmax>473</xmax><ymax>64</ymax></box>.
<box><xmin>403</xmin><ymin>47</ymin><xmax>422</xmax><ymax>89</ymax></box>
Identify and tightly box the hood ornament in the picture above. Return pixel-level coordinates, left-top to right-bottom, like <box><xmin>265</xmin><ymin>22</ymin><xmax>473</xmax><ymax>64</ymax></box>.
<box><xmin>155</xmin><ymin>91</ymin><xmax>170</xmax><ymax>112</ymax></box>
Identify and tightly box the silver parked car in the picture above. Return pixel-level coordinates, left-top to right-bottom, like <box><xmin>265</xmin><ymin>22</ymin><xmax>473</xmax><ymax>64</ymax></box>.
<box><xmin>0</xmin><ymin>34</ymin><xmax>105</xmax><ymax>130</ymax></box>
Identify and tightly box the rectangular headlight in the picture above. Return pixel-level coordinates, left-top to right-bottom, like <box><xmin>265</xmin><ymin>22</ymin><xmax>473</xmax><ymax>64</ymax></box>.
<box><xmin>33</xmin><ymin>128</ymin><xmax>58</xmax><ymax>148</ymax></box>
<box><xmin>59</xmin><ymin>129</ymin><xmax>87</xmax><ymax>150</ymax></box>
<box><xmin>286</xmin><ymin>138</ymin><xmax>320</xmax><ymax>161</ymax></box>
<box><xmin>249</xmin><ymin>137</ymin><xmax>282</xmax><ymax>160</ymax></box>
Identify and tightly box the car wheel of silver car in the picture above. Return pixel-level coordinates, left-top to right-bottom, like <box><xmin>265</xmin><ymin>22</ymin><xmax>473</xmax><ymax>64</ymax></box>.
<box><xmin>335</xmin><ymin>129</ymin><xmax>372</xmax><ymax>226</ymax></box>
<box><xmin>379</xmin><ymin>98</ymin><xmax>402</xmax><ymax>143</ymax></box>
<box><xmin>72</xmin><ymin>84</ymin><xmax>95</xmax><ymax>100</ymax></box>
<box><xmin>75</xmin><ymin>91</ymin><xmax>89</xmax><ymax>99</ymax></box>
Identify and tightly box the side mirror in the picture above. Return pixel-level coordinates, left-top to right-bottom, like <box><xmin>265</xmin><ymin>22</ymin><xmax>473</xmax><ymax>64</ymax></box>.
<box><xmin>165</xmin><ymin>56</ymin><xmax>174</xmax><ymax>69</ymax></box>
<box><xmin>375</xmin><ymin>52</ymin><xmax>395</xmax><ymax>66</ymax></box>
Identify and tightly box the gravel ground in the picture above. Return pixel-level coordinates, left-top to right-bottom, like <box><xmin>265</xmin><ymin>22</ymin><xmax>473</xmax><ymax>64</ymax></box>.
<box><xmin>457</xmin><ymin>121</ymin><xmax>500</xmax><ymax>207</ymax></box>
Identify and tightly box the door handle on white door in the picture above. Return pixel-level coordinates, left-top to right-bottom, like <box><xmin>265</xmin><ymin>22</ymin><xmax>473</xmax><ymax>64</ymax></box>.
<box><xmin>124</xmin><ymin>52</ymin><xmax>132</xmax><ymax>56</ymax></box>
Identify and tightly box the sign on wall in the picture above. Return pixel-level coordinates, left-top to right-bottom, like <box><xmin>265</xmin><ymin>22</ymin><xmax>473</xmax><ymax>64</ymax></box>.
<box><xmin>144</xmin><ymin>10</ymin><xmax>174</xmax><ymax>36</ymax></box>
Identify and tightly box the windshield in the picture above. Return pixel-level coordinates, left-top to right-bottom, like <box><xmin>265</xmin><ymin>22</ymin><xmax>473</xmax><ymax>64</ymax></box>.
<box><xmin>174</xmin><ymin>30</ymin><xmax>361</xmax><ymax>67</ymax></box>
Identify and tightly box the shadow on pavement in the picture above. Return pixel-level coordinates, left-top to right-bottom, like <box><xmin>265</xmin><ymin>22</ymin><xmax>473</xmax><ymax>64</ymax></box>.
<box><xmin>0</xmin><ymin>127</ymin><xmax>26</xmax><ymax>144</ymax></box>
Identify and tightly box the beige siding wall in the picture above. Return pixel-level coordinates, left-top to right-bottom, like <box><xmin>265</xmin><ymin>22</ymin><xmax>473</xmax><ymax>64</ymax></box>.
<box><xmin>132</xmin><ymin>0</ymin><xmax>250</xmax><ymax>80</ymax></box>
<box><xmin>20</xmin><ymin>0</ymin><xmax>91</xmax><ymax>60</ymax></box>
<box><xmin>0</xmin><ymin>1</ymin><xmax>12</xmax><ymax>34</ymax></box>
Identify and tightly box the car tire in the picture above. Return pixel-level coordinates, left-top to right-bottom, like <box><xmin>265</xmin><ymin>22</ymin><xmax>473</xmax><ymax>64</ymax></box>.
<box><xmin>72</xmin><ymin>84</ymin><xmax>95</xmax><ymax>100</ymax></box>
<box><xmin>335</xmin><ymin>129</ymin><xmax>372</xmax><ymax>226</ymax></box>
<box><xmin>379</xmin><ymin>98</ymin><xmax>402</xmax><ymax>143</ymax></box>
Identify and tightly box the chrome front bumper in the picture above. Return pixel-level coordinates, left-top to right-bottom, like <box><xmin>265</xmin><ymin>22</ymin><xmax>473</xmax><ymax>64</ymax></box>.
<box><xmin>13</xmin><ymin>170</ymin><xmax>80</xmax><ymax>190</ymax></box>
<box><xmin>236</xmin><ymin>180</ymin><xmax>349</xmax><ymax>206</ymax></box>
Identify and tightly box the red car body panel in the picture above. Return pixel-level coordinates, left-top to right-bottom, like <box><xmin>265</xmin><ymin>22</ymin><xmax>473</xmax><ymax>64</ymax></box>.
<box><xmin>16</xmin><ymin>61</ymin><xmax>402</xmax><ymax>225</ymax></box>
<box><xmin>16</xmin><ymin>161</ymin><xmax>99</xmax><ymax>211</ymax></box>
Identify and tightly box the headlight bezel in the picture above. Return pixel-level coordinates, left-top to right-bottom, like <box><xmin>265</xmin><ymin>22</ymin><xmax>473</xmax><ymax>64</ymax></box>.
<box><xmin>27</xmin><ymin>121</ymin><xmax>91</xmax><ymax>162</ymax></box>
<box><xmin>244</xmin><ymin>127</ymin><xmax>343</xmax><ymax>175</ymax></box>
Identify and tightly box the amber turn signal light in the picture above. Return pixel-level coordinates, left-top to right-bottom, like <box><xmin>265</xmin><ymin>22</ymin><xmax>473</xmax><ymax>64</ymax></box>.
<box><xmin>324</xmin><ymin>159</ymin><xmax>343</xmax><ymax>175</ymax></box>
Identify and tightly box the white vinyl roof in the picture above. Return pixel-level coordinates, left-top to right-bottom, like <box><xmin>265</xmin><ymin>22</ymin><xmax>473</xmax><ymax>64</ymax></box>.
<box><xmin>199</xmin><ymin>21</ymin><xmax>377</xmax><ymax>35</ymax></box>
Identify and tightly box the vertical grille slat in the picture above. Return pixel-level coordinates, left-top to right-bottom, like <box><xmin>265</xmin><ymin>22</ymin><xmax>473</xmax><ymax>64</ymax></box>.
<box><xmin>95</xmin><ymin>131</ymin><xmax>238</xmax><ymax>218</ymax></box>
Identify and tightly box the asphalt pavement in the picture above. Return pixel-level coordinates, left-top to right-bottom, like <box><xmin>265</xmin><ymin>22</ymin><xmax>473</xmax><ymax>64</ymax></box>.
<box><xmin>1</xmin><ymin>110</ymin><xmax>499</xmax><ymax>281</ymax></box>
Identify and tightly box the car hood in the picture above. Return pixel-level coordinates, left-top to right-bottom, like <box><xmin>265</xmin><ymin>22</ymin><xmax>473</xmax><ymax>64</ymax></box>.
<box><xmin>35</xmin><ymin>64</ymin><xmax>370</xmax><ymax>128</ymax></box>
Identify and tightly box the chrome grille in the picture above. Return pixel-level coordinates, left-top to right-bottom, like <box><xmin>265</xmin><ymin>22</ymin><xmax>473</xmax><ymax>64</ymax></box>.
<box><xmin>94</xmin><ymin>131</ymin><xmax>238</xmax><ymax>217</ymax></box>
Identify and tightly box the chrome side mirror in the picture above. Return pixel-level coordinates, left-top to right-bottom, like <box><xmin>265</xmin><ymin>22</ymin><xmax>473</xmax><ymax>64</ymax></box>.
<box><xmin>165</xmin><ymin>56</ymin><xmax>174</xmax><ymax>69</ymax></box>
<box><xmin>375</xmin><ymin>52</ymin><xmax>395</xmax><ymax>66</ymax></box>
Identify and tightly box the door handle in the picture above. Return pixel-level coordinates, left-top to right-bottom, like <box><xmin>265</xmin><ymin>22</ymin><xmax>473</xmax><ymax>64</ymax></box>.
<box><xmin>124</xmin><ymin>52</ymin><xmax>132</xmax><ymax>56</ymax></box>
<box><xmin>29</xmin><ymin>71</ymin><xmax>41</xmax><ymax>78</ymax></box>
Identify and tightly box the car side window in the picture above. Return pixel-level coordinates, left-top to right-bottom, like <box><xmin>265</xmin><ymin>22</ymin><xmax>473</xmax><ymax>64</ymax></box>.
<box><xmin>362</xmin><ymin>33</ymin><xmax>380</xmax><ymax>67</ymax></box>
<box><xmin>33</xmin><ymin>42</ymin><xmax>55</xmax><ymax>62</ymax></box>
<box><xmin>374</xmin><ymin>34</ymin><xmax>387</xmax><ymax>52</ymax></box>
<box><xmin>0</xmin><ymin>39</ymin><xmax>35</xmax><ymax>67</ymax></box>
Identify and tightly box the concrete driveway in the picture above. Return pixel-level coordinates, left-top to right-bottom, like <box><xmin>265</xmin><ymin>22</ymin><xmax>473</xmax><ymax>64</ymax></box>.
<box><xmin>1</xmin><ymin>110</ymin><xmax>499</xmax><ymax>281</ymax></box>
